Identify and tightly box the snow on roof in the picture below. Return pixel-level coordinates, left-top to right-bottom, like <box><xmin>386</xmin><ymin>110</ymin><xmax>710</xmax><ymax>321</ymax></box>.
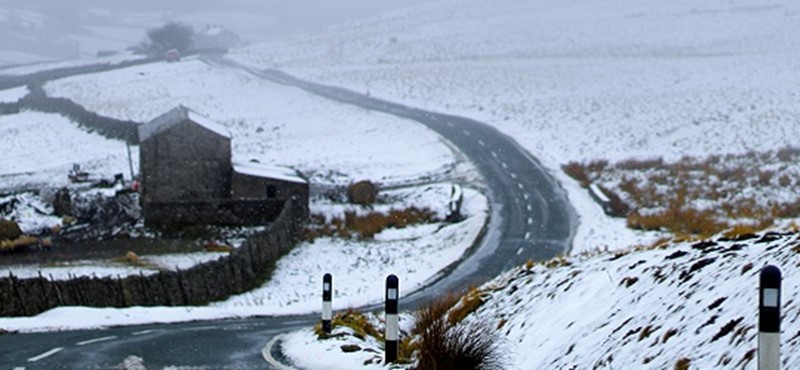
<box><xmin>233</xmin><ymin>161</ymin><xmax>307</xmax><ymax>184</ymax></box>
<box><xmin>138</xmin><ymin>105</ymin><xmax>231</xmax><ymax>142</ymax></box>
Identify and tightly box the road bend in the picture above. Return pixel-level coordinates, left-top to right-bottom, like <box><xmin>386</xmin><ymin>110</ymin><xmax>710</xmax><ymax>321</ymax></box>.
<box><xmin>0</xmin><ymin>58</ymin><xmax>576</xmax><ymax>369</ymax></box>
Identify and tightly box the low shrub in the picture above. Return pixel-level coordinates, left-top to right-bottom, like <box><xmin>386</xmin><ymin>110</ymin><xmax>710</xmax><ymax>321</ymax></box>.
<box><xmin>348</xmin><ymin>180</ymin><xmax>378</xmax><ymax>205</ymax></box>
<box><xmin>562</xmin><ymin>162</ymin><xmax>591</xmax><ymax>187</ymax></box>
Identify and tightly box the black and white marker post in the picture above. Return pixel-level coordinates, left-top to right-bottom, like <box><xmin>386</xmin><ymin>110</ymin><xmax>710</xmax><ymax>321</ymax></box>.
<box><xmin>385</xmin><ymin>274</ymin><xmax>400</xmax><ymax>364</ymax></box>
<box><xmin>759</xmin><ymin>265</ymin><xmax>782</xmax><ymax>370</ymax></box>
<box><xmin>322</xmin><ymin>273</ymin><xmax>333</xmax><ymax>334</ymax></box>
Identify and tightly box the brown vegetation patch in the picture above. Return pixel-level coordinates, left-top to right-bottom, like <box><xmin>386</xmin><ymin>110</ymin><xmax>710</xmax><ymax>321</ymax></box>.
<box><xmin>303</xmin><ymin>206</ymin><xmax>438</xmax><ymax>241</ymax></box>
<box><xmin>563</xmin><ymin>146</ymin><xmax>800</xmax><ymax>237</ymax></box>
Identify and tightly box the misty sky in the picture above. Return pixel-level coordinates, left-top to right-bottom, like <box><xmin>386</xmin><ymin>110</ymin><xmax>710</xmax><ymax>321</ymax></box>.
<box><xmin>0</xmin><ymin>0</ymin><xmax>428</xmax><ymax>65</ymax></box>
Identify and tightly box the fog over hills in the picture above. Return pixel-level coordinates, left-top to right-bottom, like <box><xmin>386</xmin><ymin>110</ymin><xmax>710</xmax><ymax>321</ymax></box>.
<box><xmin>0</xmin><ymin>0</ymin><xmax>425</xmax><ymax>66</ymax></box>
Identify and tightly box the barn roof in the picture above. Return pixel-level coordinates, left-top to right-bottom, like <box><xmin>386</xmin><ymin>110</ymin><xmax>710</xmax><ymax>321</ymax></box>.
<box><xmin>233</xmin><ymin>161</ymin><xmax>307</xmax><ymax>184</ymax></box>
<box><xmin>139</xmin><ymin>105</ymin><xmax>232</xmax><ymax>142</ymax></box>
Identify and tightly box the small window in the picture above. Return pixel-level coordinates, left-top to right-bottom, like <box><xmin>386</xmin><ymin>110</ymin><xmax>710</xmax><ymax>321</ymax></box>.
<box><xmin>266</xmin><ymin>185</ymin><xmax>277</xmax><ymax>198</ymax></box>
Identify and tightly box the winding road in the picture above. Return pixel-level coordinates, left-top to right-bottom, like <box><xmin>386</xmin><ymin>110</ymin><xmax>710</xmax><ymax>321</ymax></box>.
<box><xmin>0</xmin><ymin>58</ymin><xmax>576</xmax><ymax>369</ymax></box>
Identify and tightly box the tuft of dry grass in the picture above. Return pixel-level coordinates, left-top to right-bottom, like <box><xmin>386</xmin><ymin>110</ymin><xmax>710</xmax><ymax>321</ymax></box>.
<box><xmin>314</xmin><ymin>308</ymin><xmax>382</xmax><ymax>341</ymax></box>
<box><xmin>412</xmin><ymin>293</ymin><xmax>506</xmax><ymax>370</ymax></box>
<box><xmin>674</xmin><ymin>357</ymin><xmax>691</xmax><ymax>370</ymax></box>
<box><xmin>447</xmin><ymin>288</ymin><xmax>487</xmax><ymax>326</ymax></box>
<box><xmin>562</xmin><ymin>162</ymin><xmax>591</xmax><ymax>187</ymax></box>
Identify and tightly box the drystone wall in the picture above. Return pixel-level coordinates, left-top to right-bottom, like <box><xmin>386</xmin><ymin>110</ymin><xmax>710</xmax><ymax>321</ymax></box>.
<box><xmin>0</xmin><ymin>199</ymin><xmax>302</xmax><ymax>317</ymax></box>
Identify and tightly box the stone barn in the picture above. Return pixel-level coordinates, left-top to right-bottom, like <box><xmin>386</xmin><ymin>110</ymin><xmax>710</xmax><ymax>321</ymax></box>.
<box><xmin>138</xmin><ymin>106</ymin><xmax>308</xmax><ymax>227</ymax></box>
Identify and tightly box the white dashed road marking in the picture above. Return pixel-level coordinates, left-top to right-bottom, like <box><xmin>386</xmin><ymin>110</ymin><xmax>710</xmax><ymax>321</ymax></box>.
<box><xmin>491</xmin><ymin>151</ymin><xmax>498</xmax><ymax>158</ymax></box>
<box><xmin>501</xmin><ymin>162</ymin><xmax>508</xmax><ymax>169</ymax></box>
<box><xmin>463</xmin><ymin>130</ymin><xmax>471</xmax><ymax>136</ymax></box>
<box><xmin>523</xmin><ymin>194</ymin><xmax>530</xmax><ymax>200</ymax></box>
<box><xmin>510</xmin><ymin>173</ymin><xmax>517</xmax><ymax>179</ymax></box>
<box><xmin>527</xmin><ymin>204</ymin><xmax>532</xmax><ymax>211</ymax></box>
<box><xmin>28</xmin><ymin>347</ymin><xmax>63</xmax><ymax>362</ymax></box>
<box><xmin>527</xmin><ymin>218</ymin><xmax>533</xmax><ymax>225</ymax></box>
<box><xmin>516</xmin><ymin>248</ymin><xmax>524</xmax><ymax>255</ymax></box>
<box><xmin>77</xmin><ymin>336</ymin><xmax>117</xmax><ymax>346</ymax></box>
<box><xmin>524</xmin><ymin>232</ymin><xmax>531</xmax><ymax>240</ymax></box>
<box><xmin>478</xmin><ymin>140</ymin><xmax>485</xmax><ymax>147</ymax></box>
<box><xmin>517</xmin><ymin>183</ymin><xmax>524</xmax><ymax>189</ymax></box>
<box><xmin>132</xmin><ymin>330</ymin><xmax>156</xmax><ymax>336</ymax></box>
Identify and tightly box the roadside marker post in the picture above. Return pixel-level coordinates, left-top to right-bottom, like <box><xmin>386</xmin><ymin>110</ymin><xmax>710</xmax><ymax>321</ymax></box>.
<box><xmin>385</xmin><ymin>274</ymin><xmax>400</xmax><ymax>364</ymax></box>
<box><xmin>759</xmin><ymin>265</ymin><xmax>782</xmax><ymax>370</ymax></box>
<box><xmin>322</xmin><ymin>273</ymin><xmax>333</xmax><ymax>334</ymax></box>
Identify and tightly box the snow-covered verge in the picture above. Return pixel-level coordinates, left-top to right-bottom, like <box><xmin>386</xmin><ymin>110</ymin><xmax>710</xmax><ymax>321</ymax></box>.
<box><xmin>222</xmin><ymin>185</ymin><xmax>487</xmax><ymax>314</ymax></box>
<box><xmin>282</xmin><ymin>312</ymin><xmax>415</xmax><ymax>370</ymax></box>
<box><xmin>0</xmin><ymin>185</ymin><xmax>487</xmax><ymax>332</ymax></box>
<box><xmin>229</xmin><ymin>0</ymin><xmax>800</xmax><ymax>254</ymax></box>
<box><xmin>282</xmin><ymin>228</ymin><xmax>800</xmax><ymax>369</ymax></box>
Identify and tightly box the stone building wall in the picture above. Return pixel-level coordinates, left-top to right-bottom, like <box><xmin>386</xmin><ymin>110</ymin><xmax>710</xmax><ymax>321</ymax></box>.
<box><xmin>144</xmin><ymin>198</ymin><xmax>287</xmax><ymax>228</ymax></box>
<box><xmin>231</xmin><ymin>172</ymin><xmax>310</xmax><ymax>220</ymax></box>
<box><xmin>140</xmin><ymin>121</ymin><xmax>232</xmax><ymax>204</ymax></box>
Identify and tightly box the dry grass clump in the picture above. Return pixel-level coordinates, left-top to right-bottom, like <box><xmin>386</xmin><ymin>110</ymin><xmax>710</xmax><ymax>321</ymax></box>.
<box><xmin>447</xmin><ymin>288</ymin><xmax>487</xmax><ymax>326</ymax></box>
<box><xmin>564</xmin><ymin>146</ymin><xmax>800</xmax><ymax>237</ymax></box>
<box><xmin>412</xmin><ymin>293</ymin><xmax>505</xmax><ymax>370</ymax></box>
<box><xmin>315</xmin><ymin>308</ymin><xmax>382</xmax><ymax>340</ymax></box>
<box><xmin>674</xmin><ymin>357</ymin><xmax>692</xmax><ymax>370</ymax></box>
<box><xmin>303</xmin><ymin>207</ymin><xmax>438</xmax><ymax>241</ymax></box>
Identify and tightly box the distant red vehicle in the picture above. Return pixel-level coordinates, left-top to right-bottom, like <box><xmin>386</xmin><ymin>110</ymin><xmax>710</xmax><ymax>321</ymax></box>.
<box><xmin>164</xmin><ymin>49</ymin><xmax>181</xmax><ymax>62</ymax></box>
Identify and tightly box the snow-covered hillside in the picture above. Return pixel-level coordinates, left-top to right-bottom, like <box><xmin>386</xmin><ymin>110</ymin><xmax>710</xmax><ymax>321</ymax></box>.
<box><xmin>469</xmin><ymin>230</ymin><xmax>800</xmax><ymax>369</ymax></box>
<box><xmin>231</xmin><ymin>0</ymin><xmax>800</xmax><ymax>254</ymax></box>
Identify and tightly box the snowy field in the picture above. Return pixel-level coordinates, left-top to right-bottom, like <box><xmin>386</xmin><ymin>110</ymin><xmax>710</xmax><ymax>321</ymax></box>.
<box><xmin>230</xmin><ymin>0</ymin><xmax>800</xmax><ymax>254</ymax></box>
<box><xmin>0</xmin><ymin>111</ymin><xmax>135</xmax><ymax>192</ymax></box>
<box><xmin>43</xmin><ymin>56</ymin><xmax>457</xmax><ymax>186</ymax></box>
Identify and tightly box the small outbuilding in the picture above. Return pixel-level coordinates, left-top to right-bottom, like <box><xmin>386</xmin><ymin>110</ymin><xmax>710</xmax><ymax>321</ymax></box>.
<box><xmin>138</xmin><ymin>106</ymin><xmax>308</xmax><ymax>228</ymax></box>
